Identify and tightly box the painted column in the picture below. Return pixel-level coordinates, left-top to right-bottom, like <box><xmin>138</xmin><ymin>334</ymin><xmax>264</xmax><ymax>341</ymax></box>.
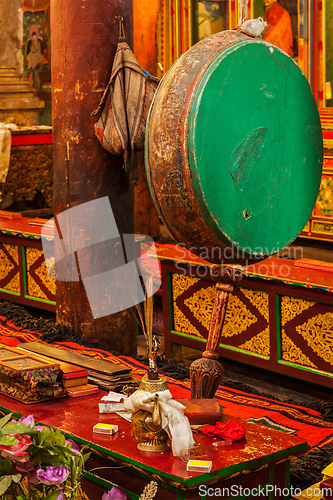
<box><xmin>51</xmin><ymin>0</ymin><xmax>137</xmax><ymax>355</ymax></box>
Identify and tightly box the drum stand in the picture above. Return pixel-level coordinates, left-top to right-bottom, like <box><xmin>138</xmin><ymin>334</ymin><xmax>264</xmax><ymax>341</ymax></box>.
<box><xmin>190</xmin><ymin>264</ymin><xmax>244</xmax><ymax>398</ymax></box>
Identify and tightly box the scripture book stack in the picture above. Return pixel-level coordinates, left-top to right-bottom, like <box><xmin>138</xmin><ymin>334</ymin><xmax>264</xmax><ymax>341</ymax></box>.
<box><xmin>17</xmin><ymin>342</ymin><xmax>135</xmax><ymax>395</ymax></box>
<box><xmin>16</xmin><ymin>344</ymin><xmax>98</xmax><ymax>397</ymax></box>
<box><xmin>87</xmin><ymin>369</ymin><xmax>135</xmax><ymax>391</ymax></box>
<box><xmin>61</xmin><ymin>364</ymin><xmax>98</xmax><ymax>398</ymax></box>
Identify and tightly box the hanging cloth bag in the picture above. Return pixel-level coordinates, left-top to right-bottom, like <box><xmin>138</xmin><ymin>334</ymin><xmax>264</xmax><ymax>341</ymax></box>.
<box><xmin>91</xmin><ymin>20</ymin><xmax>159</xmax><ymax>182</ymax></box>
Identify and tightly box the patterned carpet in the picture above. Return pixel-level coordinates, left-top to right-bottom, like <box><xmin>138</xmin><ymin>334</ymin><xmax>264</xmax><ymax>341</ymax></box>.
<box><xmin>1</xmin><ymin>314</ymin><xmax>332</xmax><ymax>451</ymax></box>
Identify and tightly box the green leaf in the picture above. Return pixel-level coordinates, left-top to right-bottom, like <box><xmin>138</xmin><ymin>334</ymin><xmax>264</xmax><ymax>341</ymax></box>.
<box><xmin>29</xmin><ymin>448</ymin><xmax>64</xmax><ymax>466</ymax></box>
<box><xmin>70</xmin><ymin>456</ymin><xmax>75</xmax><ymax>489</ymax></box>
<box><xmin>11</xmin><ymin>473</ymin><xmax>22</xmax><ymax>484</ymax></box>
<box><xmin>44</xmin><ymin>490</ymin><xmax>64</xmax><ymax>500</ymax></box>
<box><xmin>0</xmin><ymin>475</ymin><xmax>12</xmax><ymax>495</ymax></box>
<box><xmin>82</xmin><ymin>452</ymin><xmax>91</xmax><ymax>463</ymax></box>
<box><xmin>0</xmin><ymin>456</ymin><xmax>13</xmax><ymax>475</ymax></box>
<box><xmin>0</xmin><ymin>434</ymin><xmax>19</xmax><ymax>446</ymax></box>
<box><xmin>51</xmin><ymin>444</ymin><xmax>74</xmax><ymax>457</ymax></box>
<box><xmin>53</xmin><ymin>429</ymin><xmax>66</xmax><ymax>446</ymax></box>
<box><xmin>0</xmin><ymin>413</ymin><xmax>12</xmax><ymax>430</ymax></box>
<box><xmin>33</xmin><ymin>426</ymin><xmax>49</xmax><ymax>446</ymax></box>
<box><xmin>42</xmin><ymin>433</ymin><xmax>57</xmax><ymax>447</ymax></box>
<box><xmin>2</xmin><ymin>422</ymin><xmax>32</xmax><ymax>435</ymax></box>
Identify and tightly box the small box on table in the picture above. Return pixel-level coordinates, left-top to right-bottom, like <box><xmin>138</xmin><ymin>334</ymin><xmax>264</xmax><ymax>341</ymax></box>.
<box><xmin>93</xmin><ymin>423</ymin><xmax>118</xmax><ymax>435</ymax></box>
<box><xmin>187</xmin><ymin>460</ymin><xmax>212</xmax><ymax>473</ymax></box>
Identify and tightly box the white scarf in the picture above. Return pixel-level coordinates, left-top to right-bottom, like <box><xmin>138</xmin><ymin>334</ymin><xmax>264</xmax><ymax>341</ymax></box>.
<box><xmin>124</xmin><ymin>389</ymin><xmax>195</xmax><ymax>458</ymax></box>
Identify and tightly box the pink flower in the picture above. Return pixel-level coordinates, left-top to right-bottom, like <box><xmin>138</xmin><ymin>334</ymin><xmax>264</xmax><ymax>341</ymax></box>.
<box><xmin>19</xmin><ymin>415</ymin><xmax>35</xmax><ymax>429</ymax></box>
<box><xmin>65</xmin><ymin>439</ymin><xmax>79</xmax><ymax>455</ymax></box>
<box><xmin>0</xmin><ymin>434</ymin><xmax>33</xmax><ymax>462</ymax></box>
<box><xmin>36</xmin><ymin>425</ymin><xmax>49</xmax><ymax>432</ymax></box>
<box><xmin>36</xmin><ymin>466</ymin><xmax>69</xmax><ymax>485</ymax></box>
<box><xmin>102</xmin><ymin>486</ymin><xmax>128</xmax><ymax>500</ymax></box>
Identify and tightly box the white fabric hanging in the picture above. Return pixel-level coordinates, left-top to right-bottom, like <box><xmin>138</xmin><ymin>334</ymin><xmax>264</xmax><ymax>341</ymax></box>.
<box><xmin>124</xmin><ymin>389</ymin><xmax>195</xmax><ymax>458</ymax></box>
<box><xmin>0</xmin><ymin>124</ymin><xmax>11</xmax><ymax>202</ymax></box>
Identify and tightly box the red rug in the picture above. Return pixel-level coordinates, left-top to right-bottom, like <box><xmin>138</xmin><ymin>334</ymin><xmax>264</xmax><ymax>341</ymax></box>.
<box><xmin>1</xmin><ymin>315</ymin><xmax>332</xmax><ymax>449</ymax></box>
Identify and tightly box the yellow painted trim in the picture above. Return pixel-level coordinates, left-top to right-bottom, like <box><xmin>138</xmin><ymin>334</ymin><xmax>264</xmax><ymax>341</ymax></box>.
<box><xmin>168</xmin><ymin>0</ymin><xmax>173</xmax><ymax>68</ymax></box>
<box><xmin>229</xmin><ymin>0</ymin><xmax>237</xmax><ymax>30</ymax></box>
<box><xmin>311</xmin><ymin>214</ymin><xmax>333</xmax><ymax>221</ymax></box>
<box><xmin>188</xmin><ymin>0</ymin><xmax>193</xmax><ymax>48</ymax></box>
<box><xmin>323</xmin><ymin>139</ymin><xmax>333</xmax><ymax>150</ymax></box>
<box><xmin>175</xmin><ymin>0</ymin><xmax>180</xmax><ymax>60</ymax></box>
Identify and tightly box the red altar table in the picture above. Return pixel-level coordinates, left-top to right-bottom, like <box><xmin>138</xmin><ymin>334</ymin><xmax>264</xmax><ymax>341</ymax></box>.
<box><xmin>0</xmin><ymin>392</ymin><xmax>309</xmax><ymax>500</ymax></box>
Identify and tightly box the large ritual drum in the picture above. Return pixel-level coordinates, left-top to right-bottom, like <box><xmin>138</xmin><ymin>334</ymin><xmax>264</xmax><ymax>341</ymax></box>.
<box><xmin>145</xmin><ymin>31</ymin><xmax>323</xmax><ymax>265</ymax></box>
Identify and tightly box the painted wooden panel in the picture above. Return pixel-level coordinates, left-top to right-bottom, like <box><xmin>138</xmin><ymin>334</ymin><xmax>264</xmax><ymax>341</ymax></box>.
<box><xmin>162</xmin><ymin>259</ymin><xmax>333</xmax><ymax>387</ymax></box>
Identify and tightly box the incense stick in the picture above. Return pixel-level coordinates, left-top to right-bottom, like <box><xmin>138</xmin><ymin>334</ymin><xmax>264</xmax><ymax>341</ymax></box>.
<box><xmin>135</xmin><ymin>277</ymin><xmax>157</xmax><ymax>373</ymax></box>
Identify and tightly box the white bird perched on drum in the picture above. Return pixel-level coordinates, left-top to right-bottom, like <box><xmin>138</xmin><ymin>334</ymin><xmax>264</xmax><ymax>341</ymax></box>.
<box><xmin>239</xmin><ymin>17</ymin><xmax>267</xmax><ymax>38</ymax></box>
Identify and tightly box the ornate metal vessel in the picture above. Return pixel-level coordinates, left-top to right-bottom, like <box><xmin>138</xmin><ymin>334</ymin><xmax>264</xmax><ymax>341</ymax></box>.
<box><xmin>131</xmin><ymin>376</ymin><xmax>170</xmax><ymax>452</ymax></box>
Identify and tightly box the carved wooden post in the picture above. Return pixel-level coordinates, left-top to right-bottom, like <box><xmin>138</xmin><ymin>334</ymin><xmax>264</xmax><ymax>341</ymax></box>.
<box><xmin>51</xmin><ymin>0</ymin><xmax>137</xmax><ymax>354</ymax></box>
<box><xmin>190</xmin><ymin>265</ymin><xmax>244</xmax><ymax>398</ymax></box>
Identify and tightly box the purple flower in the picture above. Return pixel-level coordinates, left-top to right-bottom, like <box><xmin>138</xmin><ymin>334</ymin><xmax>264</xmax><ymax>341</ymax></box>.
<box><xmin>65</xmin><ymin>439</ymin><xmax>79</xmax><ymax>455</ymax></box>
<box><xmin>36</xmin><ymin>466</ymin><xmax>69</xmax><ymax>485</ymax></box>
<box><xmin>19</xmin><ymin>415</ymin><xmax>35</xmax><ymax>429</ymax></box>
<box><xmin>102</xmin><ymin>486</ymin><xmax>128</xmax><ymax>500</ymax></box>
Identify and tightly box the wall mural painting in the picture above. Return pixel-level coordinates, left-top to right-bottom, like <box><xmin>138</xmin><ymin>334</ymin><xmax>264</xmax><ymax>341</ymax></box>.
<box><xmin>196</xmin><ymin>1</ymin><xmax>298</xmax><ymax>61</ymax></box>
<box><xmin>262</xmin><ymin>0</ymin><xmax>296</xmax><ymax>59</ymax></box>
<box><xmin>198</xmin><ymin>1</ymin><xmax>229</xmax><ymax>41</ymax></box>
<box><xmin>22</xmin><ymin>0</ymin><xmax>51</xmax><ymax>97</ymax></box>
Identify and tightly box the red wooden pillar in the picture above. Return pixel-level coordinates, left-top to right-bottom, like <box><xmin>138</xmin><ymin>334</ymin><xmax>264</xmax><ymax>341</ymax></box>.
<box><xmin>51</xmin><ymin>0</ymin><xmax>137</xmax><ymax>355</ymax></box>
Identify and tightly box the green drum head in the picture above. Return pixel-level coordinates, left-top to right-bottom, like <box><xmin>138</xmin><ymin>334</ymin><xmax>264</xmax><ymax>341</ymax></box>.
<box><xmin>188</xmin><ymin>39</ymin><xmax>322</xmax><ymax>259</ymax></box>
